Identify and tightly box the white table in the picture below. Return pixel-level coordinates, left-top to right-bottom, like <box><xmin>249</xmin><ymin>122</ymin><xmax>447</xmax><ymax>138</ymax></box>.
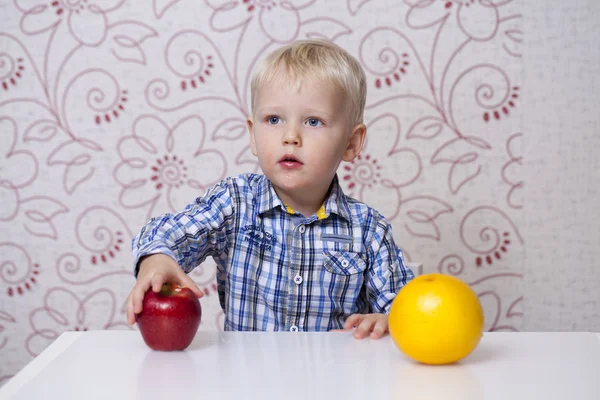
<box><xmin>1</xmin><ymin>331</ymin><xmax>599</xmax><ymax>400</ymax></box>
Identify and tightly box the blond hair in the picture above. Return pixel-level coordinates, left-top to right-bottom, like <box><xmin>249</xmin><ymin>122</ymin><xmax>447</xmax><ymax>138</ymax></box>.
<box><xmin>250</xmin><ymin>40</ymin><xmax>367</xmax><ymax>126</ymax></box>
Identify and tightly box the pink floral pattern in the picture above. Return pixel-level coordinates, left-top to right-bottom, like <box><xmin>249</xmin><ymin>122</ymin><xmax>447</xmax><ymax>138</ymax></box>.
<box><xmin>0</xmin><ymin>0</ymin><xmax>524</xmax><ymax>382</ymax></box>
<box><xmin>26</xmin><ymin>288</ymin><xmax>119</xmax><ymax>356</ymax></box>
<box><xmin>115</xmin><ymin>115</ymin><xmax>227</xmax><ymax>217</ymax></box>
<box><xmin>0</xmin><ymin>118</ymin><xmax>38</xmax><ymax>222</ymax></box>
<box><xmin>206</xmin><ymin>0</ymin><xmax>316</xmax><ymax>42</ymax></box>
<box><xmin>16</xmin><ymin>0</ymin><xmax>125</xmax><ymax>46</ymax></box>
<box><xmin>0</xmin><ymin>56</ymin><xmax>25</xmax><ymax>91</ymax></box>
<box><xmin>0</xmin><ymin>243</ymin><xmax>41</xmax><ymax>298</ymax></box>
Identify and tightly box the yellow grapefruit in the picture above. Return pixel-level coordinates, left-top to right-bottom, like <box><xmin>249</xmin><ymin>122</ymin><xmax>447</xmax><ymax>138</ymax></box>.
<box><xmin>389</xmin><ymin>273</ymin><xmax>484</xmax><ymax>365</ymax></box>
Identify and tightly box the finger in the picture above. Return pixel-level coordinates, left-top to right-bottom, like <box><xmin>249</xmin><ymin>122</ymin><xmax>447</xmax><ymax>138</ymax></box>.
<box><xmin>370</xmin><ymin>317</ymin><xmax>388</xmax><ymax>339</ymax></box>
<box><xmin>151</xmin><ymin>273</ymin><xmax>166</xmax><ymax>293</ymax></box>
<box><xmin>132</xmin><ymin>280</ymin><xmax>151</xmax><ymax>315</ymax></box>
<box><xmin>126</xmin><ymin>293</ymin><xmax>136</xmax><ymax>325</ymax></box>
<box><xmin>180</xmin><ymin>274</ymin><xmax>204</xmax><ymax>298</ymax></box>
<box><xmin>354</xmin><ymin>317</ymin><xmax>376</xmax><ymax>340</ymax></box>
<box><xmin>344</xmin><ymin>314</ymin><xmax>363</xmax><ymax>330</ymax></box>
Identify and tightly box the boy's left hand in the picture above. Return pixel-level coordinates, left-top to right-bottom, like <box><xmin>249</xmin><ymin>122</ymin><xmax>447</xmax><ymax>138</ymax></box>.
<box><xmin>341</xmin><ymin>313</ymin><xmax>389</xmax><ymax>340</ymax></box>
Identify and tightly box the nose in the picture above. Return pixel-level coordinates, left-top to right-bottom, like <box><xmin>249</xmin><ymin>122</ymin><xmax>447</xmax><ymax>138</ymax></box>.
<box><xmin>282</xmin><ymin>124</ymin><xmax>302</xmax><ymax>146</ymax></box>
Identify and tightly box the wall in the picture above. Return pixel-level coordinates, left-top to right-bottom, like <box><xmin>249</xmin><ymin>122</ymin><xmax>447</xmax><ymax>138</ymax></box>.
<box><xmin>0</xmin><ymin>0</ymin><xmax>596</xmax><ymax>384</ymax></box>
<box><xmin>522</xmin><ymin>0</ymin><xmax>600</xmax><ymax>331</ymax></box>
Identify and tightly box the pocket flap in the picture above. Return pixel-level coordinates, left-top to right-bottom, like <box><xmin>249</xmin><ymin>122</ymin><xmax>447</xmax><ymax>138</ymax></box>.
<box><xmin>322</xmin><ymin>249</ymin><xmax>366</xmax><ymax>275</ymax></box>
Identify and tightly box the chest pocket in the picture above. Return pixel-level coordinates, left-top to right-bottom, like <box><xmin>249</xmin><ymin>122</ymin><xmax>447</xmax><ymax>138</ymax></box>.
<box><xmin>322</xmin><ymin>249</ymin><xmax>366</xmax><ymax>276</ymax></box>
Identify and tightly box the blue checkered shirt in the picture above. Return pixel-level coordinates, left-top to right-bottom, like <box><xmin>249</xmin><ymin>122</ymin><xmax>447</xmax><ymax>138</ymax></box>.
<box><xmin>132</xmin><ymin>174</ymin><xmax>413</xmax><ymax>332</ymax></box>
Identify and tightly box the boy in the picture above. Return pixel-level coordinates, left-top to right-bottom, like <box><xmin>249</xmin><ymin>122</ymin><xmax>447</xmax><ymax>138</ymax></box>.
<box><xmin>127</xmin><ymin>39</ymin><xmax>413</xmax><ymax>339</ymax></box>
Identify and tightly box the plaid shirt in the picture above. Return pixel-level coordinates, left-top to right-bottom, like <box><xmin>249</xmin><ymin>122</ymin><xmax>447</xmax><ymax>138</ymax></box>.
<box><xmin>132</xmin><ymin>174</ymin><xmax>413</xmax><ymax>332</ymax></box>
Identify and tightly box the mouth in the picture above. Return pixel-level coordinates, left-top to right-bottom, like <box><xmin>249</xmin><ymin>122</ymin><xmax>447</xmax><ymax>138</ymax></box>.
<box><xmin>278</xmin><ymin>154</ymin><xmax>303</xmax><ymax>166</ymax></box>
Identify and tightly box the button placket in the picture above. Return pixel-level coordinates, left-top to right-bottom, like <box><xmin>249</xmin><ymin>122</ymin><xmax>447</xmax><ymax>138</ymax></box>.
<box><xmin>288</xmin><ymin>223</ymin><xmax>306</xmax><ymax>334</ymax></box>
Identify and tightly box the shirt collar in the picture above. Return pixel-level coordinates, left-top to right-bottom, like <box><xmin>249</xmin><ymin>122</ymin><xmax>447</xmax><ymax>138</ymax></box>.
<box><xmin>255</xmin><ymin>174</ymin><xmax>352</xmax><ymax>221</ymax></box>
<box><xmin>255</xmin><ymin>175</ymin><xmax>285</xmax><ymax>216</ymax></box>
<box><xmin>322</xmin><ymin>174</ymin><xmax>352</xmax><ymax>221</ymax></box>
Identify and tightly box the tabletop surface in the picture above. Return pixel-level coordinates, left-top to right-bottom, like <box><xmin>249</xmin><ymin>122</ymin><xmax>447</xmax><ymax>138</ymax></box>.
<box><xmin>1</xmin><ymin>331</ymin><xmax>600</xmax><ymax>400</ymax></box>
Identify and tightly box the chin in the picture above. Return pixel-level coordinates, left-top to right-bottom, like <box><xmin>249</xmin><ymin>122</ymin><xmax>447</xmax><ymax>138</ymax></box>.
<box><xmin>268</xmin><ymin>170</ymin><xmax>330</xmax><ymax>193</ymax></box>
<box><xmin>276</xmin><ymin>179</ymin><xmax>307</xmax><ymax>192</ymax></box>
<box><xmin>270</xmin><ymin>176</ymin><xmax>309</xmax><ymax>192</ymax></box>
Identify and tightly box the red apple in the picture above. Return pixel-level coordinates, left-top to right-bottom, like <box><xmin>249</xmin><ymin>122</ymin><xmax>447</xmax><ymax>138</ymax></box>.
<box><xmin>137</xmin><ymin>283</ymin><xmax>201</xmax><ymax>351</ymax></box>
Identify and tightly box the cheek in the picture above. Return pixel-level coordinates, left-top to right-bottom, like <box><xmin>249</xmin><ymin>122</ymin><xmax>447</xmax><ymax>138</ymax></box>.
<box><xmin>310</xmin><ymin>146</ymin><xmax>341</xmax><ymax>170</ymax></box>
<box><xmin>310</xmin><ymin>138</ymin><xmax>343</xmax><ymax>157</ymax></box>
<box><xmin>317</xmin><ymin>143</ymin><xmax>347</xmax><ymax>171</ymax></box>
<box><xmin>254</xmin><ymin>139</ymin><xmax>278</xmax><ymax>160</ymax></box>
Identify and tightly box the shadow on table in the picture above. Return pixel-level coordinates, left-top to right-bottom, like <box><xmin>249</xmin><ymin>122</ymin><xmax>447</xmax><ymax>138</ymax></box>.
<box><xmin>387</xmin><ymin>340</ymin><xmax>506</xmax><ymax>400</ymax></box>
<box><xmin>391</xmin><ymin>361</ymin><xmax>483</xmax><ymax>400</ymax></box>
<box><xmin>135</xmin><ymin>349</ymin><xmax>198</xmax><ymax>398</ymax></box>
<box><xmin>463</xmin><ymin>339</ymin><xmax>506</xmax><ymax>364</ymax></box>
<box><xmin>186</xmin><ymin>331</ymin><xmax>221</xmax><ymax>350</ymax></box>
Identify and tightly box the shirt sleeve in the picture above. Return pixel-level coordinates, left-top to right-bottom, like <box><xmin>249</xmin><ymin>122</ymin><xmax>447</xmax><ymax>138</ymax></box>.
<box><xmin>131</xmin><ymin>179</ymin><xmax>234</xmax><ymax>276</ymax></box>
<box><xmin>365</xmin><ymin>217</ymin><xmax>414</xmax><ymax>313</ymax></box>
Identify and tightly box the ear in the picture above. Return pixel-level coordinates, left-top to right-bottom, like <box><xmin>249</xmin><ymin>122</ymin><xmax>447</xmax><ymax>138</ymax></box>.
<box><xmin>342</xmin><ymin>123</ymin><xmax>366</xmax><ymax>162</ymax></box>
<box><xmin>247</xmin><ymin>117</ymin><xmax>258</xmax><ymax>156</ymax></box>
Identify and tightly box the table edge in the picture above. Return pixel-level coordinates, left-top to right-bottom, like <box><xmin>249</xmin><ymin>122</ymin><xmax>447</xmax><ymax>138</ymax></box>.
<box><xmin>0</xmin><ymin>332</ymin><xmax>83</xmax><ymax>400</ymax></box>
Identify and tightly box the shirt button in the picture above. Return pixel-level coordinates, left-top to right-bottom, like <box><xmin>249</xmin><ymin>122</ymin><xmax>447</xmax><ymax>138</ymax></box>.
<box><xmin>294</xmin><ymin>274</ymin><xmax>303</xmax><ymax>285</ymax></box>
<box><xmin>298</xmin><ymin>225</ymin><xmax>306</xmax><ymax>234</ymax></box>
<box><xmin>341</xmin><ymin>259</ymin><xmax>350</xmax><ymax>268</ymax></box>
<box><xmin>290</xmin><ymin>325</ymin><xmax>299</xmax><ymax>332</ymax></box>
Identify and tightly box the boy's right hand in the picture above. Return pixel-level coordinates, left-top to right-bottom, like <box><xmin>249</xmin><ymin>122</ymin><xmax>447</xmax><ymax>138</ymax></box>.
<box><xmin>126</xmin><ymin>254</ymin><xmax>204</xmax><ymax>326</ymax></box>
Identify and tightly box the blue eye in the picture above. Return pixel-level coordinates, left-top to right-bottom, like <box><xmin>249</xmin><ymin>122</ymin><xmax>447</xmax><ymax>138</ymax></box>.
<box><xmin>306</xmin><ymin>118</ymin><xmax>322</xmax><ymax>127</ymax></box>
<box><xmin>268</xmin><ymin>116</ymin><xmax>281</xmax><ymax>125</ymax></box>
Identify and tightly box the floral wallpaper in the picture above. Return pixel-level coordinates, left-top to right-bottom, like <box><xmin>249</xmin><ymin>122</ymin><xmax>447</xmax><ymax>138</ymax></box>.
<box><xmin>0</xmin><ymin>0</ymin><xmax>524</xmax><ymax>382</ymax></box>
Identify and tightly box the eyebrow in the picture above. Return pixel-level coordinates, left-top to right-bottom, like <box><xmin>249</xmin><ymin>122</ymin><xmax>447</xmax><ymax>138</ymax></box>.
<box><xmin>257</xmin><ymin>106</ymin><xmax>283</xmax><ymax>114</ymax></box>
<box><xmin>257</xmin><ymin>107</ymin><xmax>334</xmax><ymax>120</ymax></box>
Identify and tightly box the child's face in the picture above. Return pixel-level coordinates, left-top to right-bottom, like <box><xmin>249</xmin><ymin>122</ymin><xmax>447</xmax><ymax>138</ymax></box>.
<box><xmin>248</xmin><ymin>69</ymin><xmax>365</xmax><ymax>207</ymax></box>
